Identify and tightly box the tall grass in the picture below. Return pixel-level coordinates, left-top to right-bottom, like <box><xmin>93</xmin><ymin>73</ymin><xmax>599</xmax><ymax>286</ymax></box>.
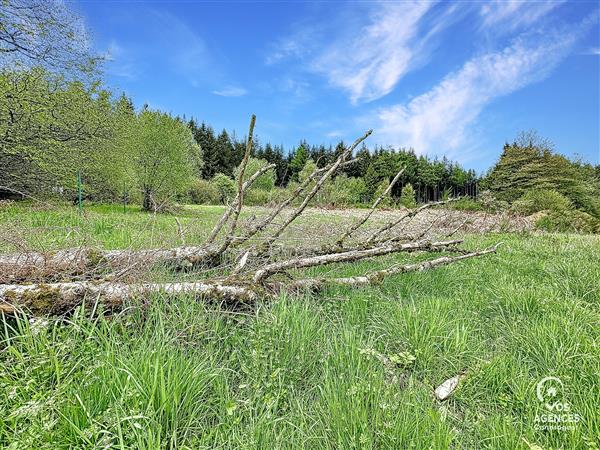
<box><xmin>1</xmin><ymin>229</ymin><xmax>599</xmax><ymax>448</ymax></box>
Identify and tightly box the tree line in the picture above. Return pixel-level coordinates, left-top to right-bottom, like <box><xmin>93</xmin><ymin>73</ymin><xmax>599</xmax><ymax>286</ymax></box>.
<box><xmin>189</xmin><ymin>119</ymin><xmax>479</xmax><ymax>204</ymax></box>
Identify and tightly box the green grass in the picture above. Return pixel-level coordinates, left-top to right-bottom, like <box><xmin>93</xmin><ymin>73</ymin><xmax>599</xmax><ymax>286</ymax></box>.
<box><xmin>0</xmin><ymin>203</ymin><xmax>599</xmax><ymax>449</ymax></box>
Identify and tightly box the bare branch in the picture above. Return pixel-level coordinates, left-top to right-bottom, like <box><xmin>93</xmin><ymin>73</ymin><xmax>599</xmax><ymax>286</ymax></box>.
<box><xmin>336</xmin><ymin>167</ymin><xmax>405</xmax><ymax>247</ymax></box>
<box><xmin>367</xmin><ymin>198</ymin><xmax>459</xmax><ymax>244</ymax></box>
<box><xmin>253</xmin><ymin>239</ymin><xmax>462</xmax><ymax>283</ymax></box>
<box><xmin>218</xmin><ymin>115</ymin><xmax>256</xmax><ymax>253</ymax></box>
<box><xmin>258</xmin><ymin>130</ymin><xmax>372</xmax><ymax>254</ymax></box>
<box><xmin>288</xmin><ymin>244</ymin><xmax>502</xmax><ymax>291</ymax></box>
<box><xmin>232</xmin><ymin>157</ymin><xmax>362</xmax><ymax>248</ymax></box>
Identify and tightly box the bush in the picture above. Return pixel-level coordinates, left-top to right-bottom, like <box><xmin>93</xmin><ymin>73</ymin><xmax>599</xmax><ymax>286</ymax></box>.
<box><xmin>478</xmin><ymin>190</ymin><xmax>509</xmax><ymax>212</ymax></box>
<box><xmin>234</xmin><ymin>157</ymin><xmax>276</xmax><ymax>192</ymax></box>
<box><xmin>536</xmin><ymin>210</ymin><xmax>599</xmax><ymax>234</ymax></box>
<box><xmin>324</xmin><ymin>175</ymin><xmax>367</xmax><ymax>207</ymax></box>
<box><xmin>447</xmin><ymin>197</ymin><xmax>485</xmax><ymax>212</ymax></box>
<box><xmin>512</xmin><ymin>189</ymin><xmax>573</xmax><ymax>215</ymax></box>
<box><xmin>373</xmin><ymin>180</ymin><xmax>393</xmax><ymax>207</ymax></box>
<box><xmin>188</xmin><ymin>179</ymin><xmax>220</xmax><ymax>205</ymax></box>
<box><xmin>211</xmin><ymin>173</ymin><xmax>236</xmax><ymax>204</ymax></box>
<box><xmin>399</xmin><ymin>184</ymin><xmax>416</xmax><ymax>208</ymax></box>
<box><xmin>244</xmin><ymin>188</ymin><xmax>275</xmax><ymax>206</ymax></box>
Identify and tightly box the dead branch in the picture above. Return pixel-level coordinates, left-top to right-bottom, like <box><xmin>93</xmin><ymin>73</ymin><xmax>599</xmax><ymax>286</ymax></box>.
<box><xmin>0</xmin><ymin>116</ymin><xmax>502</xmax><ymax>316</ymax></box>
<box><xmin>205</xmin><ymin>115</ymin><xmax>256</xmax><ymax>246</ymax></box>
<box><xmin>232</xmin><ymin>157</ymin><xmax>361</xmax><ymax>248</ymax></box>
<box><xmin>287</xmin><ymin>244</ymin><xmax>501</xmax><ymax>290</ymax></box>
<box><xmin>0</xmin><ymin>244</ymin><xmax>500</xmax><ymax>315</ymax></box>
<box><xmin>253</xmin><ymin>239</ymin><xmax>462</xmax><ymax>283</ymax></box>
<box><xmin>217</xmin><ymin>115</ymin><xmax>256</xmax><ymax>254</ymax></box>
<box><xmin>367</xmin><ymin>198</ymin><xmax>459</xmax><ymax>244</ymax></box>
<box><xmin>256</xmin><ymin>130</ymin><xmax>372</xmax><ymax>255</ymax></box>
<box><xmin>336</xmin><ymin>167</ymin><xmax>405</xmax><ymax>248</ymax></box>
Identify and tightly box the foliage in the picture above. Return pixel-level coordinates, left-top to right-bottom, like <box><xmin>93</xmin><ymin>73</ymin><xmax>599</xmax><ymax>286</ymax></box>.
<box><xmin>0</xmin><ymin>69</ymin><xmax>117</xmax><ymax>197</ymax></box>
<box><xmin>373</xmin><ymin>180</ymin><xmax>394</xmax><ymax>207</ymax></box>
<box><xmin>399</xmin><ymin>184</ymin><xmax>416</xmax><ymax>208</ymax></box>
<box><xmin>511</xmin><ymin>189</ymin><xmax>573</xmax><ymax>215</ymax></box>
<box><xmin>478</xmin><ymin>190</ymin><xmax>509</xmax><ymax>212</ymax></box>
<box><xmin>484</xmin><ymin>131</ymin><xmax>600</xmax><ymax>217</ymax></box>
<box><xmin>536</xmin><ymin>210</ymin><xmax>599</xmax><ymax>234</ymax></box>
<box><xmin>446</xmin><ymin>198</ymin><xmax>485</xmax><ymax>212</ymax></box>
<box><xmin>244</xmin><ymin>188</ymin><xmax>275</xmax><ymax>206</ymax></box>
<box><xmin>289</xmin><ymin>145</ymin><xmax>309</xmax><ymax>181</ymax></box>
<box><xmin>131</xmin><ymin>109</ymin><xmax>198</xmax><ymax>210</ymax></box>
<box><xmin>298</xmin><ymin>159</ymin><xmax>317</xmax><ymax>183</ymax></box>
<box><xmin>234</xmin><ymin>157</ymin><xmax>275</xmax><ymax>192</ymax></box>
<box><xmin>320</xmin><ymin>175</ymin><xmax>367</xmax><ymax>207</ymax></box>
<box><xmin>188</xmin><ymin>179</ymin><xmax>220</xmax><ymax>205</ymax></box>
<box><xmin>211</xmin><ymin>173</ymin><xmax>236</xmax><ymax>204</ymax></box>
<box><xmin>0</xmin><ymin>0</ymin><xmax>101</xmax><ymax>78</ymax></box>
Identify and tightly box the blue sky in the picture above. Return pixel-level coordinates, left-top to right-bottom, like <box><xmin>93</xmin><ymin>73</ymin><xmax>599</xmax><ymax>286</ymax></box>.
<box><xmin>76</xmin><ymin>0</ymin><xmax>599</xmax><ymax>171</ymax></box>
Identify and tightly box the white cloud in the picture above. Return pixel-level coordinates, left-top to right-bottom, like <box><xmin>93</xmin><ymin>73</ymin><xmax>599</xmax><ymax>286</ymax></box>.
<box><xmin>479</xmin><ymin>0</ymin><xmax>565</xmax><ymax>30</ymax></box>
<box><xmin>326</xmin><ymin>130</ymin><xmax>343</xmax><ymax>138</ymax></box>
<box><xmin>266</xmin><ymin>2</ymin><xmax>459</xmax><ymax>104</ymax></box>
<box><xmin>372</xmin><ymin>30</ymin><xmax>580</xmax><ymax>159</ymax></box>
<box><xmin>212</xmin><ymin>86</ymin><xmax>248</xmax><ymax>97</ymax></box>
<box><xmin>313</xmin><ymin>1</ymin><xmax>436</xmax><ymax>104</ymax></box>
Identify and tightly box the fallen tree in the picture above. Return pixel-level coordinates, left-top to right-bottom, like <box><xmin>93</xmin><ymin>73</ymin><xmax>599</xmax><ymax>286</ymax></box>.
<box><xmin>0</xmin><ymin>116</ymin><xmax>500</xmax><ymax>314</ymax></box>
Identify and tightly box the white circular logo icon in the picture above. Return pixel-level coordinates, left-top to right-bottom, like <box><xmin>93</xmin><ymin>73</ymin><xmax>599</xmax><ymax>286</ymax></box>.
<box><xmin>536</xmin><ymin>376</ymin><xmax>568</xmax><ymax>411</ymax></box>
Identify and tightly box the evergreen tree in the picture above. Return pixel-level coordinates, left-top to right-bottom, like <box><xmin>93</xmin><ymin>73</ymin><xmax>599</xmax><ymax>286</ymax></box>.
<box><xmin>289</xmin><ymin>144</ymin><xmax>309</xmax><ymax>181</ymax></box>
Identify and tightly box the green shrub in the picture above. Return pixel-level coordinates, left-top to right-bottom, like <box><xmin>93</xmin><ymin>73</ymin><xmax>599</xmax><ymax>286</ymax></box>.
<box><xmin>188</xmin><ymin>179</ymin><xmax>220</xmax><ymax>205</ymax></box>
<box><xmin>211</xmin><ymin>173</ymin><xmax>236</xmax><ymax>204</ymax></box>
<box><xmin>478</xmin><ymin>190</ymin><xmax>509</xmax><ymax>212</ymax></box>
<box><xmin>234</xmin><ymin>157</ymin><xmax>276</xmax><ymax>192</ymax></box>
<box><xmin>373</xmin><ymin>180</ymin><xmax>393</xmax><ymax>207</ymax></box>
<box><xmin>512</xmin><ymin>189</ymin><xmax>573</xmax><ymax>215</ymax></box>
<box><xmin>325</xmin><ymin>175</ymin><xmax>367</xmax><ymax>207</ymax></box>
<box><xmin>535</xmin><ymin>210</ymin><xmax>599</xmax><ymax>234</ymax></box>
<box><xmin>447</xmin><ymin>197</ymin><xmax>485</xmax><ymax>212</ymax></box>
<box><xmin>244</xmin><ymin>188</ymin><xmax>275</xmax><ymax>206</ymax></box>
<box><xmin>399</xmin><ymin>184</ymin><xmax>416</xmax><ymax>208</ymax></box>
<box><xmin>298</xmin><ymin>159</ymin><xmax>317</xmax><ymax>183</ymax></box>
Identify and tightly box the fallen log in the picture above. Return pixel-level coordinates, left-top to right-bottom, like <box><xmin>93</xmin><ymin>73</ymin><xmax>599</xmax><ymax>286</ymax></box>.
<box><xmin>0</xmin><ymin>244</ymin><xmax>221</xmax><ymax>284</ymax></box>
<box><xmin>0</xmin><ymin>280</ymin><xmax>260</xmax><ymax>315</ymax></box>
<box><xmin>0</xmin><ymin>244</ymin><xmax>500</xmax><ymax>315</ymax></box>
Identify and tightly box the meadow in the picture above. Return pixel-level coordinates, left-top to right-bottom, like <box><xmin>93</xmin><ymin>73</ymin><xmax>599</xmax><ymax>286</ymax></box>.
<box><xmin>0</xmin><ymin>203</ymin><xmax>599</xmax><ymax>449</ymax></box>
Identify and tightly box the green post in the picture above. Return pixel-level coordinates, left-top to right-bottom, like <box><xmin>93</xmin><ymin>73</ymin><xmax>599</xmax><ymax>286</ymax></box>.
<box><xmin>77</xmin><ymin>170</ymin><xmax>83</xmax><ymax>214</ymax></box>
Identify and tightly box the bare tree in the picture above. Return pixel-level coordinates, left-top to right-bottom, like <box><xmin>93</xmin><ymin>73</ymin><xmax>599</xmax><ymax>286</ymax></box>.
<box><xmin>0</xmin><ymin>0</ymin><xmax>101</xmax><ymax>77</ymax></box>
<box><xmin>0</xmin><ymin>117</ymin><xmax>500</xmax><ymax>314</ymax></box>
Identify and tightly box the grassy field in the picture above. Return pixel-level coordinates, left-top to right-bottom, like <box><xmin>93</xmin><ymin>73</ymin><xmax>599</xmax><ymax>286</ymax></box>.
<box><xmin>1</xmin><ymin>203</ymin><xmax>599</xmax><ymax>449</ymax></box>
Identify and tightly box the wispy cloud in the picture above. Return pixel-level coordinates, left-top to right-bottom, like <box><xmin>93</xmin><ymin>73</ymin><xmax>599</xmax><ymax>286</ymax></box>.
<box><xmin>266</xmin><ymin>2</ymin><xmax>461</xmax><ymax>104</ymax></box>
<box><xmin>150</xmin><ymin>10</ymin><xmax>210</xmax><ymax>82</ymax></box>
<box><xmin>583</xmin><ymin>47</ymin><xmax>600</xmax><ymax>55</ymax></box>
<box><xmin>313</xmin><ymin>2</ymin><xmax>436</xmax><ymax>104</ymax></box>
<box><xmin>104</xmin><ymin>40</ymin><xmax>138</xmax><ymax>79</ymax></box>
<box><xmin>479</xmin><ymin>0</ymin><xmax>565</xmax><ymax>31</ymax></box>
<box><xmin>372</xmin><ymin>27</ymin><xmax>583</xmax><ymax>159</ymax></box>
<box><xmin>326</xmin><ymin>130</ymin><xmax>343</xmax><ymax>138</ymax></box>
<box><xmin>212</xmin><ymin>86</ymin><xmax>247</xmax><ymax>97</ymax></box>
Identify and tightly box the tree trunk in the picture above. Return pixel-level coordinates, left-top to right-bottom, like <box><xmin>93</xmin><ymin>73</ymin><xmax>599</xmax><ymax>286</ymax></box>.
<box><xmin>142</xmin><ymin>186</ymin><xmax>152</xmax><ymax>211</ymax></box>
